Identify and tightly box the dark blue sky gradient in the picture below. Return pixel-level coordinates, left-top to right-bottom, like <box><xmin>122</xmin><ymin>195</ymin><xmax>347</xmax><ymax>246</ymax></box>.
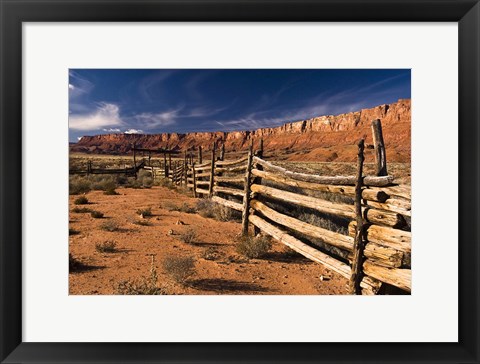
<box><xmin>69</xmin><ymin>69</ymin><xmax>410</xmax><ymax>142</ymax></box>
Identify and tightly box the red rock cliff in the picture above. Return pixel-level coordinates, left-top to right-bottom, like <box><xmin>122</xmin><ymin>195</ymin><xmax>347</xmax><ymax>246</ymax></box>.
<box><xmin>71</xmin><ymin>99</ymin><xmax>411</xmax><ymax>163</ymax></box>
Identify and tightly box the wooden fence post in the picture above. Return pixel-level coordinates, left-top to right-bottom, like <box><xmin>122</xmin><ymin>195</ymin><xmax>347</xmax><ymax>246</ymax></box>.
<box><xmin>132</xmin><ymin>143</ymin><xmax>137</xmax><ymax>179</ymax></box>
<box><xmin>253</xmin><ymin>138</ymin><xmax>263</xmax><ymax>236</ymax></box>
<box><xmin>198</xmin><ymin>146</ymin><xmax>203</xmax><ymax>164</ymax></box>
<box><xmin>192</xmin><ymin>163</ymin><xmax>197</xmax><ymax>198</ymax></box>
<box><xmin>242</xmin><ymin>145</ymin><xmax>254</xmax><ymax>236</ymax></box>
<box><xmin>163</xmin><ymin>153</ymin><xmax>167</xmax><ymax>179</ymax></box>
<box><xmin>209</xmin><ymin>143</ymin><xmax>216</xmax><ymax>197</ymax></box>
<box><xmin>168</xmin><ymin>154</ymin><xmax>172</xmax><ymax>174</ymax></box>
<box><xmin>220</xmin><ymin>143</ymin><xmax>225</xmax><ymax>161</ymax></box>
<box><xmin>349</xmin><ymin>138</ymin><xmax>366</xmax><ymax>295</ymax></box>
<box><xmin>371</xmin><ymin>119</ymin><xmax>387</xmax><ymax>176</ymax></box>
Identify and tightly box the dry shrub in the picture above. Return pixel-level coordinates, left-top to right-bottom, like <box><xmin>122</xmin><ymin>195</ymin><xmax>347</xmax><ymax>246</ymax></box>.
<box><xmin>162</xmin><ymin>256</ymin><xmax>195</xmax><ymax>285</ymax></box>
<box><xmin>69</xmin><ymin>176</ymin><xmax>91</xmax><ymax>195</ymax></box>
<box><xmin>115</xmin><ymin>256</ymin><xmax>168</xmax><ymax>295</ymax></box>
<box><xmin>134</xmin><ymin>219</ymin><xmax>152</xmax><ymax>226</ymax></box>
<box><xmin>201</xmin><ymin>247</ymin><xmax>219</xmax><ymax>261</ymax></box>
<box><xmin>74</xmin><ymin>196</ymin><xmax>89</xmax><ymax>205</ymax></box>
<box><xmin>136</xmin><ymin>207</ymin><xmax>152</xmax><ymax>217</ymax></box>
<box><xmin>236</xmin><ymin>234</ymin><xmax>272</xmax><ymax>259</ymax></box>
<box><xmin>298</xmin><ymin>212</ymin><xmax>346</xmax><ymax>234</ymax></box>
<box><xmin>69</xmin><ymin>253</ymin><xmax>82</xmax><ymax>272</ymax></box>
<box><xmin>95</xmin><ymin>240</ymin><xmax>117</xmax><ymax>253</ymax></box>
<box><xmin>100</xmin><ymin>220</ymin><xmax>120</xmax><ymax>232</ymax></box>
<box><xmin>196</xmin><ymin>198</ymin><xmax>239</xmax><ymax>221</ymax></box>
<box><xmin>179</xmin><ymin>228</ymin><xmax>197</xmax><ymax>244</ymax></box>
<box><xmin>90</xmin><ymin>211</ymin><xmax>104</xmax><ymax>219</ymax></box>
<box><xmin>72</xmin><ymin>207</ymin><xmax>93</xmax><ymax>213</ymax></box>
<box><xmin>104</xmin><ymin>187</ymin><xmax>119</xmax><ymax>195</ymax></box>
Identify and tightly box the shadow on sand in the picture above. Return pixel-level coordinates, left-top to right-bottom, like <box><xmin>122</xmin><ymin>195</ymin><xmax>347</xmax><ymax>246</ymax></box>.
<box><xmin>189</xmin><ymin>278</ymin><xmax>270</xmax><ymax>293</ymax></box>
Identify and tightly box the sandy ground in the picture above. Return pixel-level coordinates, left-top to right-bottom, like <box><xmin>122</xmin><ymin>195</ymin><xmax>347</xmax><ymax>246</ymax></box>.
<box><xmin>69</xmin><ymin>186</ymin><xmax>349</xmax><ymax>295</ymax></box>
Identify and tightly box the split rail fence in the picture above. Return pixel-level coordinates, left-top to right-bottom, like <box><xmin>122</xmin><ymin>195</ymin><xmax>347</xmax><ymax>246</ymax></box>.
<box><xmin>147</xmin><ymin>120</ymin><xmax>411</xmax><ymax>295</ymax></box>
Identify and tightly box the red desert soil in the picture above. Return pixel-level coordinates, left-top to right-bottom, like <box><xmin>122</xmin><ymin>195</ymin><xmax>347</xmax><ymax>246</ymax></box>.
<box><xmin>69</xmin><ymin>187</ymin><xmax>348</xmax><ymax>295</ymax></box>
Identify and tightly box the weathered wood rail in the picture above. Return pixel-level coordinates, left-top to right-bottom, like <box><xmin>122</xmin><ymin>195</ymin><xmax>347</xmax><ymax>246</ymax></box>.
<box><xmin>175</xmin><ymin>120</ymin><xmax>412</xmax><ymax>295</ymax></box>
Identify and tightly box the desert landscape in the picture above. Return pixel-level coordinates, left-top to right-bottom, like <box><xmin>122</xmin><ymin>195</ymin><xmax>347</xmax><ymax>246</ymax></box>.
<box><xmin>69</xmin><ymin>69</ymin><xmax>411</xmax><ymax>295</ymax></box>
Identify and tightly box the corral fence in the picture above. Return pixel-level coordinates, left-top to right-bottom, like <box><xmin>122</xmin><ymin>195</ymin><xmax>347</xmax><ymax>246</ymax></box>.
<box><xmin>70</xmin><ymin>119</ymin><xmax>411</xmax><ymax>295</ymax></box>
<box><xmin>163</xmin><ymin>119</ymin><xmax>411</xmax><ymax>295</ymax></box>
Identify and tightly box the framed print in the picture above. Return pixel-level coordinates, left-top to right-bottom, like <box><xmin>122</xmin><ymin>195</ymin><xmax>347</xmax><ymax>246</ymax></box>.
<box><xmin>1</xmin><ymin>0</ymin><xmax>479</xmax><ymax>363</ymax></box>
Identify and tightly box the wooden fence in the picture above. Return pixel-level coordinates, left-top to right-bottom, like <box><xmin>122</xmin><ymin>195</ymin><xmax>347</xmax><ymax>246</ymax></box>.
<box><xmin>142</xmin><ymin>120</ymin><xmax>411</xmax><ymax>295</ymax></box>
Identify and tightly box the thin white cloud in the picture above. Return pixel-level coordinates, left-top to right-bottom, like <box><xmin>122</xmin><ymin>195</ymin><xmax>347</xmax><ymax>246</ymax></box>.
<box><xmin>124</xmin><ymin>129</ymin><xmax>144</xmax><ymax>134</ymax></box>
<box><xmin>103</xmin><ymin>128</ymin><xmax>121</xmax><ymax>132</ymax></box>
<box><xmin>69</xmin><ymin>102</ymin><xmax>124</xmax><ymax>131</ymax></box>
<box><xmin>133</xmin><ymin>108</ymin><xmax>182</xmax><ymax>129</ymax></box>
<box><xmin>69</xmin><ymin>71</ymin><xmax>94</xmax><ymax>99</ymax></box>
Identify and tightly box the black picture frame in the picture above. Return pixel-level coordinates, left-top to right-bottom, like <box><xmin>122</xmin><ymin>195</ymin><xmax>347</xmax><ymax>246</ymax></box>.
<box><xmin>1</xmin><ymin>1</ymin><xmax>479</xmax><ymax>363</ymax></box>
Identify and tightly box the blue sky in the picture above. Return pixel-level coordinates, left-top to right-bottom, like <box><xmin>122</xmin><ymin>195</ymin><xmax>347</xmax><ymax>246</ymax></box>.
<box><xmin>69</xmin><ymin>69</ymin><xmax>410</xmax><ymax>142</ymax></box>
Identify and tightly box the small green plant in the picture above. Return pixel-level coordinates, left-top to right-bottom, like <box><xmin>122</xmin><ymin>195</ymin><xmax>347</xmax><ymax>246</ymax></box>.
<box><xmin>100</xmin><ymin>220</ymin><xmax>120</xmax><ymax>232</ymax></box>
<box><xmin>136</xmin><ymin>207</ymin><xmax>152</xmax><ymax>217</ymax></box>
<box><xmin>236</xmin><ymin>235</ymin><xmax>272</xmax><ymax>259</ymax></box>
<box><xmin>162</xmin><ymin>256</ymin><xmax>195</xmax><ymax>285</ymax></box>
<box><xmin>69</xmin><ymin>228</ymin><xmax>80</xmax><ymax>236</ymax></box>
<box><xmin>74</xmin><ymin>196</ymin><xmax>89</xmax><ymax>205</ymax></box>
<box><xmin>179</xmin><ymin>228</ymin><xmax>197</xmax><ymax>244</ymax></box>
<box><xmin>115</xmin><ymin>256</ymin><xmax>167</xmax><ymax>295</ymax></box>
<box><xmin>72</xmin><ymin>207</ymin><xmax>93</xmax><ymax>213</ymax></box>
<box><xmin>95</xmin><ymin>240</ymin><xmax>117</xmax><ymax>253</ymax></box>
<box><xmin>90</xmin><ymin>211</ymin><xmax>104</xmax><ymax>219</ymax></box>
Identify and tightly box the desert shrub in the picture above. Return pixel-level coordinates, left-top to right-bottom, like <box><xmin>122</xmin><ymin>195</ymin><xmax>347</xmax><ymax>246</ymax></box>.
<box><xmin>298</xmin><ymin>212</ymin><xmax>346</xmax><ymax>234</ymax></box>
<box><xmin>179</xmin><ymin>228</ymin><xmax>197</xmax><ymax>244</ymax></box>
<box><xmin>74</xmin><ymin>196</ymin><xmax>89</xmax><ymax>205</ymax></box>
<box><xmin>72</xmin><ymin>207</ymin><xmax>93</xmax><ymax>213</ymax></box>
<box><xmin>201</xmin><ymin>247</ymin><xmax>219</xmax><ymax>261</ymax></box>
<box><xmin>116</xmin><ymin>256</ymin><xmax>167</xmax><ymax>295</ymax></box>
<box><xmin>125</xmin><ymin>170</ymin><xmax>153</xmax><ymax>189</ymax></box>
<box><xmin>162</xmin><ymin>256</ymin><xmax>195</xmax><ymax>284</ymax></box>
<box><xmin>69</xmin><ymin>253</ymin><xmax>82</xmax><ymax>271</ymax></box>
<box><xmin>236</xmin><ymin>235</ymin><xmax>272</xmax><ymax>259</ymax></box>
<box><xmin>100</xmin><ymin>220</ymin><xmax>120</xmax><ymax>232</ymax></box>
<box><xmin>157</xmin><ymin>178</ymin><xmax>174</xmax><ymax>189</ymax></box>
<box><xmin>90</xmin><ymin>175</ymin><xmax>117</xmax><ymax>191</ymax></box>
<box><xmin>134</xmin><ymin>219</ymin><xmax>152</xmax><ymax>226</ymax></box>
<box><xmin>90</xmin><ymin>211</ymin><xmax>104</xmax><ymax>219</ymax></box>
<box><xmin>69</xmin><ymin>176</ymin><xmax>91</xmax><ymax>195</ymax></box>
<box><xmin>163</xmin><ymin>202</ymin><xmax>196</xmax><ymax>213</ymax></box>
<box><xmin>69</xmin><ymin>228</ymin><xmax>80</xmax><ymax>235</ymax></box>
<box><xmin>95</xmin><ymin>240</ymin><xmax>117</xmax><ymax>253</ymax></box>
<box><xmin>196</xmin><ymin>198</ymin><xmax>240</xmax><ymax>221</ymax></box>
<box><xmin>136</xmin><ymin>207</ymin><xmax>152</xmax><ymax>217</ymax></box>
<box><xmin>103</xmin><ymin>187</ymin><xmax>119</xmax><ymax>195</ymax></box>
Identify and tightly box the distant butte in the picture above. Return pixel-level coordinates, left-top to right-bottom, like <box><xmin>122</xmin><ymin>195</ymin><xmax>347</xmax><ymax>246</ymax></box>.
<box><xmin>71</xmin><ymin>99</ymin><xmax>411</xmax><ymax>163</ymax></box>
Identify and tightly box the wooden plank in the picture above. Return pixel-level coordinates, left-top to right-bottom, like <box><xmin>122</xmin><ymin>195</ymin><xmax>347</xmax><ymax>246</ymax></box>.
<box><xmin>253</xmin><ymin>156</ymin><xmax>394</xmax><ymax>187</ymax></box>
<box><xmin>215</xmin><ymin>165</ymin><xmax>247</xmax><ymax>173</ymax></box>
<box><xmin>214</xmin><ymin>175</ymin><xmax>245</xmax><ymax>184</ymax></box>
<box><xmin>195</xmin><ymin>172</ymin><xmax>211</xmax><ymax>178</ymax></box>
<box><xmin>195</xmin><ymin>181</ymin><xmax>210</xmax><ymax>186</ymax></box>
<box><xmin>363</xmin><ymin>261</ymin><xmax>411</xmax><ymax>292</ymax></box>
<box><xmin>364</xmin><ymin>207</ymin><xmax>407</xmax><ymax>228</ymax></box>
<box><xmin>212</xmin><ymin>195</ymin><xmax>243</xmax><ymax>211</ymax></box>
<box><xmin>209</xmin><ymin>143</ymin><xmax>216</xmax><ymax>196</ymax></box>
<box><xmin>250</xmin><ymin>184</ymin><xmax>355</xmax><ymax>219</ymax></box>
<box><xmin>348</xmin><ymin>221</ymin><xmax>411</xmax><ymax>253</ymax></box>
<box><xmin>248</xmin><ymin>214</ymin><xmax>381</xmax><ymax>294</ymax></box>
<box><xmin>196</xmin><ymin>188</ymin><xmax>210</xmax><ymax>195</ymax></box>
<box><xmin>365</xmin><ymin>199</ymin><xmax>411</xmax><ymax>217</ymax></box>
<box><xmin>215</xmin><ymin>156</ymin><xmax>248</xmax><ymax>167</ymax></box>
<box><xmin>215</xmin><ymin>186</ymin><xmax>245</xmax><ymax>197</ymax></box>
<box><xmin>250</xmin><ymin>200</ymin><xmax>402</xmax><ymax>267</ymax></box>
<box><xmin>196</xmin><ymin>161</ymin><xmax>211</xmax><ymax>169</ymax></box>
